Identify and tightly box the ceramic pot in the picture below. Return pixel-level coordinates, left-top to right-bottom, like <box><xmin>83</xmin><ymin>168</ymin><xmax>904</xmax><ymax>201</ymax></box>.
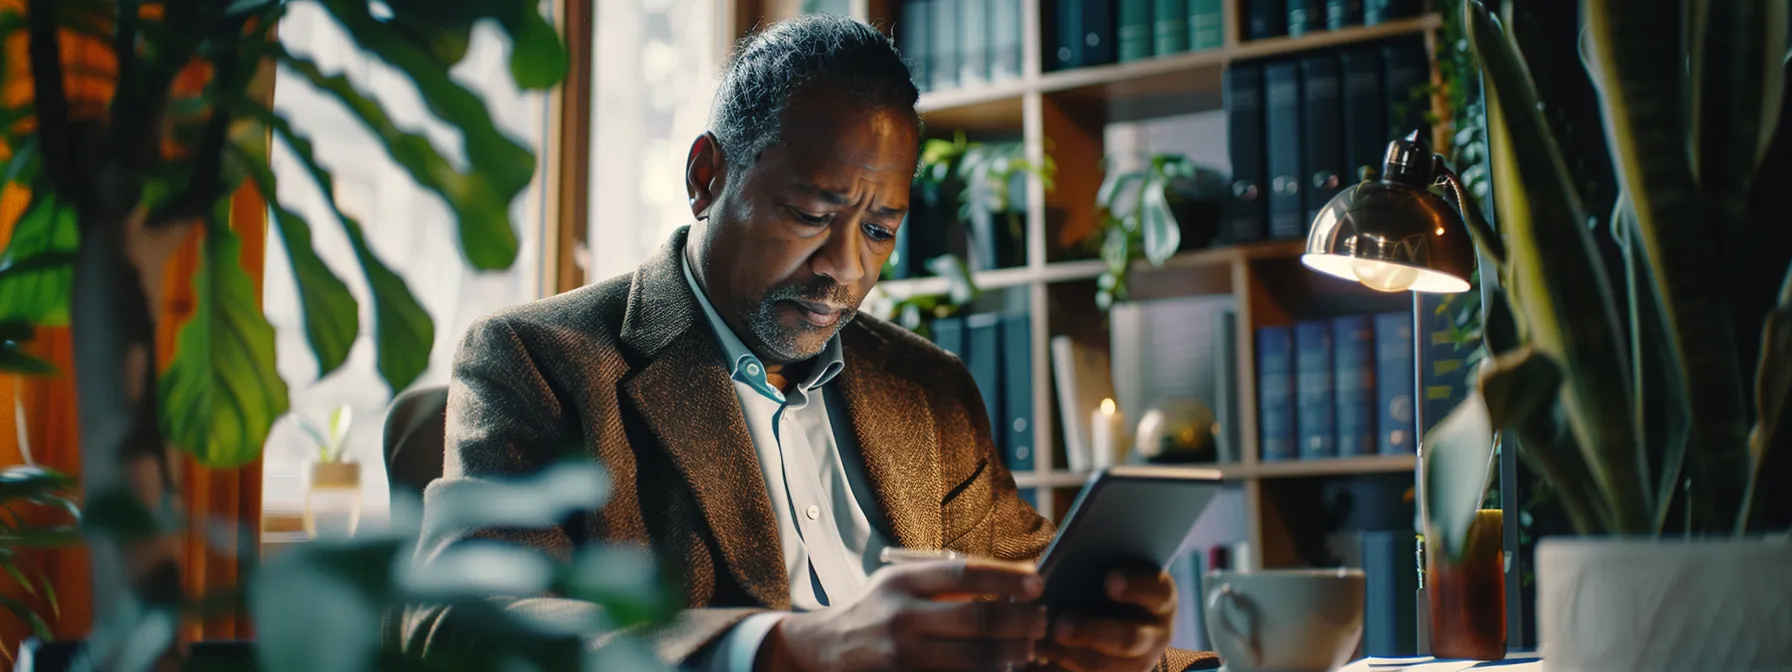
<box><xmin>1536</xmin><ymin>536</ymin><xmax>1792</xmax><ymax>671</ymax></box>
<box><xmin>304</xmin><ymin>461</ymin><xmax>363</xmax><ymax>538</ymax></box>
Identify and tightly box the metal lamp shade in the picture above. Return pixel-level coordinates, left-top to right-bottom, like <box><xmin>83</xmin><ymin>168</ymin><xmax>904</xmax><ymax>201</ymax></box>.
<box><xmin>1300</xmin><ymin>178</ymin><xmax>1476</xmax><ymax>294</ymax></box>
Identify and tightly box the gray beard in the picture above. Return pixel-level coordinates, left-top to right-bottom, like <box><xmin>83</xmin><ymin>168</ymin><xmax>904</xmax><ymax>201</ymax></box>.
<box><xmin>744</xmin><ymin>283</ymin><xmax>858</xmax><ymax>363</ymax></box>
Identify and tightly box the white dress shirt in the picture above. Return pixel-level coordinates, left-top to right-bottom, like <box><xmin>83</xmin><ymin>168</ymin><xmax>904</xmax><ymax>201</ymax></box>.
<box><xmin>680</xmin><ymin>253</ymin><xmax>895</xmax><ymax>672</ymax></box>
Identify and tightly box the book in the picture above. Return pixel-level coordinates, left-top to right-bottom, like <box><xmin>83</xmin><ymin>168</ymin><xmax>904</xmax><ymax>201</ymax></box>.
<box><xmin>1248</xmin><ymin>0</ymin><xmax>1288</xmax><ymax>39</ymax></box>
<box><xmin>1224</xmin><ymin>63</ymin><xmax>1268</xmax><ymax>243</ymax></box>
<box><xmin>1365</xmin><ymin>0</ymin><xmax>1422</xmax><ymax>24</ymax></box>
<box><xmin>1188</xmin><ymin>0</ymin><xmax>1224</xmax><ymax>51</ymax></box>
<box><xmin>1049</xmin><ymin>0</ymin><xmax>1117</xmax><ymax>70</ymax></box>
<box><xmin>932</xmin><ymin>316</ymin><xmax>967</xmax><ymax>363</ymax></box>
<box><xmin>930</xmin><ymin>0</ymin><xmax>960</xmax><ymax>91</ymax></box>
<box><xmin>1153</xmin><ymin>0</ymin><xmax>1188</xmax><ymax>57</ymax></box>
<box><xmin>1326</xmin><ymin>0</ymin><xmax>1364</xmax><ymax>29</ymax></box>
<box><xmin>1301</xmin><ymin>53</ymin><xmax>1346</xmax><ymax>227</ymax></box>
<box><xmin>1373</xmin><ymin>310</ymin><xmax>1416</xmax><ymax>455</ymax></box>
<box><xmin>1341</xmin><ymin>46</ymin><xmax>1386</xmax><ymax>184</ymax></box>
<box><xmin>966</xmin><ymin>313</ymin><xmax>1003</xmax><ymax>445</ymax></box>
<box><xmin>1295</xmin><ymin>320</ymin><xmax>1335</xmax><ymax>459</ymax></box>
<box><xmin>999</xmin><ymin>313</ymin><xmax>1036</xmax><ymax>472</ymax></box>
<box><xmin>959</xmin><ymin>0</ymin><xmax>990</xmax><ymax>87</ymax></box>
<box><xmin>1288</xmin><ymin>0</ymin><xmax>1325</xmax><ymax>36</ymax></box>
<box><xmin>1051</xmin><ymin>336</ymin><xmax>1116</xmax><ymax>473</ymax></box>
<box><xmin>1264</xmin><ymin>60</ymin><xmax>1306</xmax><ymax>239</ymax></box>
<box><xmin>1416</xmin><ymin>293</ymin><xmax>1479</xmax><ymax>437</ymax></box>
<box><xmin>1118</xmin><ymin>0</ymin><xmax>1153</xmax><ymax>62</ymax></box>
<box><xmin>1333</xmin><ymin>315</ymin><xmax>1377</xmax><ymax>457</ymax></box>
<box><xmin>1256</xmin><ymin>326</ymin><xmax>1297</xmax><ymax>462</ymax></box>
<box><xmin>1382</xmin><ymin>36</ymin><xmax>1432</xmax><ymax>144</ymax></box>
<box><xmin>1213</xmin><ymin>309</ymin><xmax>1242</xmax><ymax>463</ymax></box>
<box><xmin>990</xmin><ymin>0</ymin><xmax>1023</xmax><ymax>81</ymax></box>
<box><xmin>898</xmin><ymin>0</ymin><xmax>932</xmax><ymax>92</ymax></box>
<box><xmin>1361</xmin><ymin>531</ymin><xmax>1421</xmax><ymax>656</ymax></box>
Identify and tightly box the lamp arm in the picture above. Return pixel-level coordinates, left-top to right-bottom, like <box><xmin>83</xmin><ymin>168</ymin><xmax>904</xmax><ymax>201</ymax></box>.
<box><xmin>1432</xmin><ymin>155</ymin><xmax>1507</xmax><ymax>267</ymax></box>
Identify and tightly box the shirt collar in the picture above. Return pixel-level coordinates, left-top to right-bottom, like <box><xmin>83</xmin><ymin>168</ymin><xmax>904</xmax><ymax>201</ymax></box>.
<box><xmin>681</xmin><ymin>248</ymin><xmax>846</xmax><ymax>400</ymax></box>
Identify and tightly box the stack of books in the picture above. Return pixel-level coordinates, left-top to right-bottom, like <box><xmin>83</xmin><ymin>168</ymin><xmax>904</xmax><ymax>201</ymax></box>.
<box><xmin>930</xmin><ymin>311</ymin><xmax>1038</xmax><ymax>503</ymax></box>
<box><xmin>895</xmin><ymin>0</ymin><xmax>1025</xmax><ymax>93</ymax></box>
<box><xmin>1256</xmin><ymin>312</ymin><xmax>1417</xmax><ymax>462</ymax></box>
<box><xmin>1247</xmin><ymin>0</ymin><xmax>1426</xmax><ymax>40</ymax></box>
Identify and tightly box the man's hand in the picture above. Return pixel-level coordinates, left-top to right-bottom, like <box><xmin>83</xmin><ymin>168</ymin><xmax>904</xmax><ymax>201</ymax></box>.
<box><xmin>1036</xmin><ymin>566</ymin><xmax>1176</xmax><ymax>672</ymax></box>
<box><xmin>759</xmin><ymin>558</ymin><xmax>1050</xmax><ymax>672</ymax></box>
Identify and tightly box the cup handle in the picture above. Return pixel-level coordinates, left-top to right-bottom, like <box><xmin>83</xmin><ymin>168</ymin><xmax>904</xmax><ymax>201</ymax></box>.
<box><xmin>1207</xmin><ymin>583</ymin><xmax>1261</xmax><ymax>668</ymax></box>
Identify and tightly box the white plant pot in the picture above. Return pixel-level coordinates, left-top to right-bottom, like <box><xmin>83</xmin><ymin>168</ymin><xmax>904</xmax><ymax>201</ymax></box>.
<box><xmin>1536</xmin><ymin>536</ymin><xmax>1792</xmax><ymax>672</ymax></box>
<box><xmin>304</xmin><ymin>461</ymin><xmax>363</xmax><ymax>539</ymax></box>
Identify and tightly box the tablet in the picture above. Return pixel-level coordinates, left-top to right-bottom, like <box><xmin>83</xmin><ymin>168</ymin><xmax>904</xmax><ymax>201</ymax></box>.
<box><xmin>1035</xmin><ymin>465</ymin><xmax>1225</xmax><ymax>615</ymax></box>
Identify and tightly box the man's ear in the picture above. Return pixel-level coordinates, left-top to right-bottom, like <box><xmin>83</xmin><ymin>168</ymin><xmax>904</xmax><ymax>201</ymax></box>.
<box><xmin>686</xmin><ymin>132</ymin><xmax>727</xmax><ymax>221</ymax></box>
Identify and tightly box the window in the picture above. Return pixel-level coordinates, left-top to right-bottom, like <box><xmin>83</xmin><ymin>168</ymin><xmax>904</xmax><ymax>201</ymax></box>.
<box><xmin>261</xmin><ymin>3</ymin><xmax>554</xmax><ymax>524</ymax></box>
<box><xmin>584</xmin><ymin>0</ymin><xmax>724</xmax><ymax>282</ymax></box>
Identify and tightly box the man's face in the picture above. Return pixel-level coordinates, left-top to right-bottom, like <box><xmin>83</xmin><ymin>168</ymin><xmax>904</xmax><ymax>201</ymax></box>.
<box><xmin>687</xmin><ymin>89</ymin><xmax>918</xmax><ymax>365</ymax></box>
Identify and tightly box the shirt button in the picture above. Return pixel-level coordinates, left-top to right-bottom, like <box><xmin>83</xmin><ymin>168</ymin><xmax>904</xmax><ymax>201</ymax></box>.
<box><xmin>805</xmin><ymin>505</ymin><xmax>820</xmax><ymax>521</ymax></box>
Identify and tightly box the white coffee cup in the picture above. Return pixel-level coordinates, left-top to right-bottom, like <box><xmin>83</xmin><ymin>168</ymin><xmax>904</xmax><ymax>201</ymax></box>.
<box><xmin>1204</xmin><ymin>568</ymin><xmax>1366</xmax><ymax>672</ymax></box>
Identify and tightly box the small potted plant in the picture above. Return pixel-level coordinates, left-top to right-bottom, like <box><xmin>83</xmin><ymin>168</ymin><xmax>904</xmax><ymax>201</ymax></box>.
<box><xmin>296</xmin><ymin>404</ymin><xmax>361</xmax><ymax>538</ymax></box>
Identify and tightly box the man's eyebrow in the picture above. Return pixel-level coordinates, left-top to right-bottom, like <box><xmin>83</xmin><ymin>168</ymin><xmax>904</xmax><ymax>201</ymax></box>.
<box><xmin>789</xmin><ymin>182</ymin><xmax>908</xmax><ymax>217</ymax></box>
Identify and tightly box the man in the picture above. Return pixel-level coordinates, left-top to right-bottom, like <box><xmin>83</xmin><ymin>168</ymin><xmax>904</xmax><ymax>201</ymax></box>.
<box><xmin>408</xmin><ymin>14</ymin><xmax>1217</xmax><ymax>672</ymax></box>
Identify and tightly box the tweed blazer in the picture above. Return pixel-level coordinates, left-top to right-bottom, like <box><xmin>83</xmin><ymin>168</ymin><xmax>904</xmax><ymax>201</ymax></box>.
<box><xmin>404</xmin><ymin>228</ymin><xmax>1218</xmax><ymax>671</ymax></box>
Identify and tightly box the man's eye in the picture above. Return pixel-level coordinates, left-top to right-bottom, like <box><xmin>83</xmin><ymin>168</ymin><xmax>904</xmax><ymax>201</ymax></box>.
<box><xmin>863</xmin><ymin>223</ymin><xmax>896</xmax><ymax>242</ymax></box>
<box><xmin>788</xmin><ymin>208</ymin><xmax>830</xmax><ymax>225</ymax></box>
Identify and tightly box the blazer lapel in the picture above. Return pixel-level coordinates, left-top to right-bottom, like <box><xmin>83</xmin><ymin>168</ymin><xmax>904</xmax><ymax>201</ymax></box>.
<box><xmin>619</xmin><ymin>229</ymin><xmax>789</xmax><ymax>610</ymax></box>
<box><xmin>837</xmin><ymin>326</ymin><xmax>944</xmax><ymax>551</ymax></box>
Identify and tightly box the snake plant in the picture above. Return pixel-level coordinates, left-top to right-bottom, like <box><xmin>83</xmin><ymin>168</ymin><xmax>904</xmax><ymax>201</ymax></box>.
<box><xmin>1422</xmin><ymin>0</ymin><xmax>1790</xmax><ymax>561</ymax></box>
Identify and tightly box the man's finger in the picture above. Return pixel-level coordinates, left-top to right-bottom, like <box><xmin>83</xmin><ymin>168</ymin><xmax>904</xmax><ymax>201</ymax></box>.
<box><xmin>1052</xmin><ymin>616</ymin><xmax>1167</xmax><ymax>659</ymax></box>
<box><xmin>887</xmin><ymin>558</ymin><xmax>1044</xmax><ymax>600</ymax></box>
<box><xmin>905</xmin><ymin>599</ymin><xmax>1051</xmax><ymax>640</ymax></box>
<box><xmin>899</xmin><ymin>636</ymin><xmax>1037</xmax><ymax>672</ymax></box>
<box><xmin>1104</xmin><ymin>567</ymin><xmax>1176</xmax><ymax>615</ymax></box>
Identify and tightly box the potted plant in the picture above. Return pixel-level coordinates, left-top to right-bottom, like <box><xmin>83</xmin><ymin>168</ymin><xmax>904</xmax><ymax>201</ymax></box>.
<box><xmin>1088</xmin><ymin>154</ymin><xmax>1227</xmax><ymax>310</ymax></box>
<box><xmin>1420</xmin><ymin>1</ymin><xmax>1790</xmax><ymax>669</ymax></box>
<box><xmin>296</xmin><ymin>404</ymin><xmax>361</xmax><ymax>538</ymax></box>
<box><xmin>898</xmin><ymin>132</ymin><xmax>1055</xmax><ymax>275</ymax></box>
<box><xmin>0</xmin><ymin>1</ymin><xmax>677</xmax><ymax>669</ymax></box>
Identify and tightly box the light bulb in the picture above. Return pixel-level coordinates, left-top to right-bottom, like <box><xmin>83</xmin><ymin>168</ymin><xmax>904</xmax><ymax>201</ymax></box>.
<box><xmin>1352</xmin><ymin>259</ymin><xmax>1420</xmax><ymax>292</ymax></box>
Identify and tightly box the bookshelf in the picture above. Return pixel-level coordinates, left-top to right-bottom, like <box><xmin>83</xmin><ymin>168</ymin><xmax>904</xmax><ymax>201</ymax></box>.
<box><xmin>732</xmin><ymin>0</ymin><xmax>1446</xmax><ymax>572</ymax></box>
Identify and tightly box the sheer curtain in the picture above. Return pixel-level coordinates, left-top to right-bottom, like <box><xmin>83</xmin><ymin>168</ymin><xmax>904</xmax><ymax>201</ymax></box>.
<box><xmin>261</xmin><ymin>3</ymin><xmax>553</xmax><ymax>525</ymax></box>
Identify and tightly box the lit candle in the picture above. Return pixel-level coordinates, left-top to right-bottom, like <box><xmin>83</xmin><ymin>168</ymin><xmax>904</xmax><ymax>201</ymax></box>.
<box><xmin>1091</xmin><ymin>398</ymin><xmax>1126</xmax><ymax>469</ymax></box>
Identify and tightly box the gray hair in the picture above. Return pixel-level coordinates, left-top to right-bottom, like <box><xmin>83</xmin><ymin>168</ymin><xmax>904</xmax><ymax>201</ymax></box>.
<box><xmin>709</xmin><ymin>13</ymin><xmax>921</xmax><ymax>172</ymax></box>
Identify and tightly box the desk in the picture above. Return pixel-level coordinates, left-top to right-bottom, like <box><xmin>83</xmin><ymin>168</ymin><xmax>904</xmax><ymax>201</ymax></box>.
<box><xmin>1340</xmin><ymin>653</ymin><xmax>1541</xmax><ymax>671</ymax></box>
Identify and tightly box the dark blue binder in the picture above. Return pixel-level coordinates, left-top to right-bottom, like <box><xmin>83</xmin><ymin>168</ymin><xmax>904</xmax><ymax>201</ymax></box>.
<box><xmin>999</xmin><ymin>313</ymin><xmax>1035</xmax><ymax>472</ymax></box>
<box><xmin>898</xmin><ymin>0</ymin><xmax>932</xmax><ymax>92</ymax></box>
<box><xmin>966</xmin><ymin>313</ymin><xmax>1003</xmax><ymax>445</ymax></box>
<box><xmin>1326</xmin><ymin>0</ymin><xmax>1364</xmax><ymax>29</ymax></box>
<box><xmin>932</xmin><ymin>316</ymin><xmax>967</xmax><ymax>362</ymax></box>
<box><xmin>1152</xmin><ymin>0</ymin><xmax>1186</xmax><ymax>57</ymax></box>
<box><xmin>1333</xmin><ymin>314</ymin><xmax>1377</xmax><ymax>457</ymax></box>
<box><xmin>1049</xmin><ymin>0</ymin><xmax>1116</xmax><ymax>70</ymax></box>
<box><xmin>1295</xmin><ymin>320</ymin><xmax>1335</xmax><ymax>459</ymax></box>
<box><xmin>1301</xmin><ymin>53</ymin><xmax>1346</xmax><ymax>226</ymax></box>
<box><xmin>1224</xmin><ymin>63</ymin><xmax>1268</xmax><ymax>243</ymax></box>
<box><xmin>1341</xmin><ymin>46</ymin><xmax>1386</xmax><ymax>184</ymax></box>
<box><xmin>1118</xmin><ymin>0</ymin><xmax>1152</xmax><ymax>62</ymax></box>
<box><xmin>1257</xmin><ymin>326</ymin><xmax>1297</xmax><ymax>462</ymax></box>
<box><xmin>1288</xmin><ymin>0</ymin><xmax>1324</xmax><ymax>36</ymax></box>
<box><xmin>1373</xmin><ymin>310</ymin><xmax>1416</xmax><ymax>454</ymax></box>
<box><xmin>1248</xmin><ymin>0</ymin><xmax>1288</xmax><ymax>39</ymax></box>
<box><xmin>1264</xmin><ymin>60</ymin><xmax>1306</xmax><ymax>239</ymax></box>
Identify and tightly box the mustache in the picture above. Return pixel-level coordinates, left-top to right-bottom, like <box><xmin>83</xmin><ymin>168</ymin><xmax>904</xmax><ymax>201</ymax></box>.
<box><xmin>764</xmin><ymin>277</ymin><xmax>855</xmax><ymax>308</ymax></box>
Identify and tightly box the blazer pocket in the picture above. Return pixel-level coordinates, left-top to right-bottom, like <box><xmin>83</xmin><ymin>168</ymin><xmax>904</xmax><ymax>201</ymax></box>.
<box><xmin>940</xmin><ymin>458</ymin><xmax>994</xmax><ymax>544</ymax></box>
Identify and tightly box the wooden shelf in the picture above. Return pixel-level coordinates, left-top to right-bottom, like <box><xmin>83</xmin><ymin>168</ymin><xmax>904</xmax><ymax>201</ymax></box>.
<box><xmin>912</xmin><ymin>16</ymin><xmax>1441</xmax><ymax>126</ymax></box>
<box><xmin>875</xmin><ymin>239</ymin><xmax>1306</xmax><ymax>299</ymax></box>
<box><xmin>1013</xmin><ymin>454</ymin><xmax>1417</xmax><ymax>488</ymax></box>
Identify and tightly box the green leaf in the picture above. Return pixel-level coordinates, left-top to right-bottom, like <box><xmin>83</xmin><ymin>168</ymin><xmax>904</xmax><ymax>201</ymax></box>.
<box><xmin>924</xmin><ymin>255</ymin><xmax>977</xmax><ymax>306</ymax></box>
<box><xmin>238</xmin><ymin>109</ymin><xmax>436</xmax><ymax>394</ymax></box>
<box><xmin>0</xmin><ymin>195</ymin><xmax>78</xmax><ymax>327</ymax></box>
<box><xmin>1096</xmin><ymin>171</ymin><xmax>1141</xmax><ymax>216</ymax></box>
<box><xmin>230</xmin><ymin>143</ymin><xmax>359</xmax><ymax>379</ymax></box>
<box><xmin>1139</xmin><ymin>176</ymin><xmax>1180</xmax><ymax>265</ymax></box>
<box><xmin>561</xmin><ymin>545</ymin><xmax>679</xmax><ymax>628</ymax></box>
<box><xmin>0</xmin><ymin>331</ymin><xmax>55</xmax><ymax>376</ymax></box>
<box><xmin>1740</xmin><ymin>268</ymin><xmax>1792</xmax><ymax>531</ymax></box>
<box><xmin>499</xmin><ymin>7</ymin><xmax>569</xmax><ymax>91</ymax></box>
<box><xmin>1469</xmin><ymin>0</ymin><xmax>1649</xmax><ymax>532</ymax></box>
<box><xmin>0</xmin><ymin>465</ymin><xmax>73</xmax><ymax>501</ymax></box>
<box><xmin>0</xmin><ymin>593</ymin><xmax>51</xmax><ymax>641</ymax></box>
<box><xmin>159</xmin><ymin>210</ymin><xmax>291</xmax><ymax>468</ymax></box>
<box><xmin>272</xmin><ymin>49</ymin><xmax>522</xmax><ymax>271</ymax></box>
<box><xmin>2</xmin><ymin>135</ymin><xmax>36</xmax><ymax>186</ymax></box>
<box><xmin>1585</xmin><ymin>0</ymin><xmax>1752</xmax><ymax>531</ymax></box>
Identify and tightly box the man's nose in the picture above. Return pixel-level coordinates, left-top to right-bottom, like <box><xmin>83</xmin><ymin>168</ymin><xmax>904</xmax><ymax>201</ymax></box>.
<box><xmin>811</xmin><ymin>219</ymin><xmax>867</xmax><ymax>287</ymax></box>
